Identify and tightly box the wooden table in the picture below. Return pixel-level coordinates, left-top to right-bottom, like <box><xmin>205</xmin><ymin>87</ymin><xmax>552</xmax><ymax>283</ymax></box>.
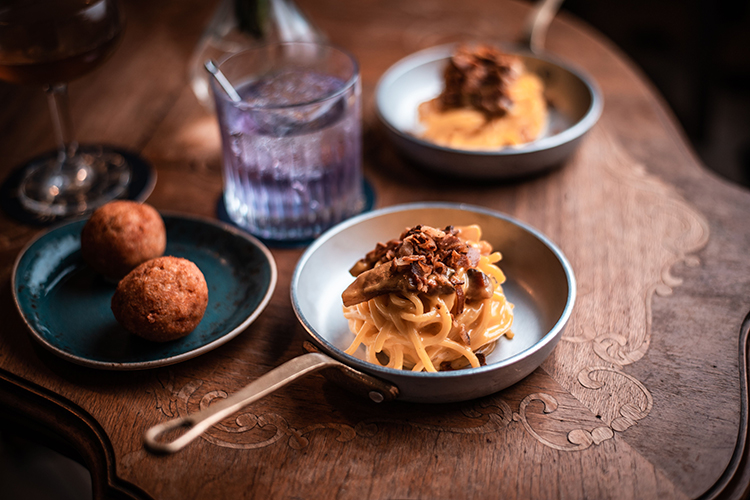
<box><xmin>1</xmin><ymin>0</ymin><xmax>750</xmax><ymax>498</ymax></box>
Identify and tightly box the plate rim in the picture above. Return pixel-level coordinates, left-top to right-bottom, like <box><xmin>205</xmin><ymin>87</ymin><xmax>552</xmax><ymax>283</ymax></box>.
<box><xmin>11</xmin><ymin>212</ymin><xmax>278</xmax><ymax>370</ymax></box>
<box><xmin>291</xmin><ymin>201</ymin><xmax>576</xmax><ymax>380</ymax></box>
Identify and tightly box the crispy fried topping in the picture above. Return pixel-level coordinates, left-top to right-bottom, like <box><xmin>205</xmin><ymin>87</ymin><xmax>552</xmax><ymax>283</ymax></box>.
<box><xmin>439</xmin><ymin>44</ymin><xmax>523</xmax><ymax>117</ymax></box>
<box><xmin>342</xmin><ymin>225</ymin><xmax>481</xmax><ymax>307</ymax></box>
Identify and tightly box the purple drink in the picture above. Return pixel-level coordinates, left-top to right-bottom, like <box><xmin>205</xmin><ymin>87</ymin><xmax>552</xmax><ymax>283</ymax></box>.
<box><xmin>213</xmin><ymin>44</ymin><xmax>363</xmax><ymax>240</ymax></box>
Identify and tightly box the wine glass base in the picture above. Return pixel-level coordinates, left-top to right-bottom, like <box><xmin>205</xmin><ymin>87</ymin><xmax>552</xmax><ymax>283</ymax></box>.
<box><xmin>0</xmin><ymin>145</ymin><xmax>156</xmax><ymax>226</ymax></box>
<box><xmin>17</xmin><ymin>145</ymin><xmax>131</xmax><ymax>217</ymax></box>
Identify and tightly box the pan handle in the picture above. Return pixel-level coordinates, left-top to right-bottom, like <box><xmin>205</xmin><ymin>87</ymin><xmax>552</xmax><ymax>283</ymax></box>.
<box><xmin>520</xmin><ymin>0</ymin><xmax>564</xmax><ymax>54</ymax></box>
<box><xmin>143</xmin><ymin>352</ymin><xmax>397</xmax><ymax>454</ymax></box>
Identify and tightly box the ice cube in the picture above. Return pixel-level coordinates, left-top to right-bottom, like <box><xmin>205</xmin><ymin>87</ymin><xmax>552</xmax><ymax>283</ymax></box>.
<box><xmin>239</xmin><ymin>70</ymin><xmax>346</xmax><ymax>136</ymax></box>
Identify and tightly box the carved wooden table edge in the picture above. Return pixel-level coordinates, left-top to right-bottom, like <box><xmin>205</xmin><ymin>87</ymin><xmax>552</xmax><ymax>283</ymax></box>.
<box><xmin>0</xmin><ymin>368</ymin><xmax>152</xmax><ymax>500</ymax></box>
<box><xmin>696</xmin><ymin>312</ymin><xmax>750</xmax><ymax>500</ymax></box>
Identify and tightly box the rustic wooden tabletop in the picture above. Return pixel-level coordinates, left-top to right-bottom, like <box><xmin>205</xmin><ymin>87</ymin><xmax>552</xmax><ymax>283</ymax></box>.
<box><xmin>1</xmin><ymin>0</ymin><xmax>749</xmax><ymax>498</ymax></box>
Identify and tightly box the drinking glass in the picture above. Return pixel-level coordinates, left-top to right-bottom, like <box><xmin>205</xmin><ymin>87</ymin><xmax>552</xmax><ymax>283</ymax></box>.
<box><xmin>0</xmin><ymin>0</ymin><xmax>131</xmax><ymax>217</ymax></box>
<box><xmin>212</xmin><ymin>42</ymin><xmax>364</xmax><ymax>241</ymax></box>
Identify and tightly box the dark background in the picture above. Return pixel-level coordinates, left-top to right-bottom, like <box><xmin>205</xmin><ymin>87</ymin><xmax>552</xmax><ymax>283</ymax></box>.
<box><xmin>565</xmin><ymin>0</ymin><xmax>750</xmax><ymax>188</ymax></box>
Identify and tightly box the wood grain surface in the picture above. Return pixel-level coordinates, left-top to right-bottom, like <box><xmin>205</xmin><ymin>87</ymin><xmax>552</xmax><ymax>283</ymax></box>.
<box><xmin>1</xmin><ymin>0</ymin><xmax>749</xmax><ymax>499</ymax></box>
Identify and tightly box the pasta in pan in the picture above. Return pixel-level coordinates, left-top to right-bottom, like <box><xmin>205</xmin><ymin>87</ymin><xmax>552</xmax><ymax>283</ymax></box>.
<box><xmin>341</xmin><ymin>224</ymin><xmax>513</xmax><ymax>372</ymax></box>
<box><xmin>417</xmin><ymin>44</ymin><xmax>548</xmax><ymax>151</ymax></box>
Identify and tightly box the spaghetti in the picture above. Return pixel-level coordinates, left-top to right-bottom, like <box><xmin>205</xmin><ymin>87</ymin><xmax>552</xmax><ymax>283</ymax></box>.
<box><xmin>341</xmin><ymin>224</ymin><xmax>514</xmax><ymax>372</ymax></box>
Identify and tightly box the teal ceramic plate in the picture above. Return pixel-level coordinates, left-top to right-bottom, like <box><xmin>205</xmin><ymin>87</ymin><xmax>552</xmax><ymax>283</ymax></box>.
<box><xmin>12</xmin><ymin>213</ymin><xmax>277</xmax><ymax>370</ymax></box>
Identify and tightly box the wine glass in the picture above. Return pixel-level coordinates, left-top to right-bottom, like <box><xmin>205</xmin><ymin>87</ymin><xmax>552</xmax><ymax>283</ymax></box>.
<box><xmin>0</xmin><ymin>0</ymin><xmax>131</xmax><ymax>218</ymax></box>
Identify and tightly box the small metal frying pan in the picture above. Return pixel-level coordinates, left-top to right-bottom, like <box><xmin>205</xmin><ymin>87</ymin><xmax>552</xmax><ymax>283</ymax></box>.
<box><xmin>144</xmin><ymin>203</ymin><xmax>575</xmax><ymax>454</ymax></box>
<box><xmin>374</xmin><ymin>0</ymin><xmax>603</xmax><ymax>179</ymax></box>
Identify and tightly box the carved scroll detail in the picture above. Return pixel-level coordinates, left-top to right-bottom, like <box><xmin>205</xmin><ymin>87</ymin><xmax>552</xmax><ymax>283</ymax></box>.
<box><xmin>516</xmin><ymin>367</ymin><xmax>652</xmax><ymax>451</ymax></box>
<box><xmin>515</xmin><ymin>393</ymin><xmax>613</xmax><ymax>451</ymax></box>
<box><xmin>561</xmin><ymin>133</ymin><xmax>709</xmax><ymax>371</ymax></box>
<box><xmin>578</xmin><ymin>366</ymin><xmax>653</xmax><ymax>432</ymax></box>
<box><xmin>585</xmin><ymin>194</ymin><xmax>709</xmax><ymax>367</ymax></box>
<box><xmin>148</xmin><ymin>367</ymin><xmax>651</xmax><ymax>453</ymax></box>
<box><xmin>148</xmin><ymin>375</ymin><xmax>359</xmax><ymax>450</ymax></box>
<box><xmin>544</xmin><ymin>131</ymin><xmax>709</xmax><ymax>452</ymax></box>
<box><xmin>148</xmin><ymin>376</ymin><xmax>515</xmax><ymax>450</ymax></box>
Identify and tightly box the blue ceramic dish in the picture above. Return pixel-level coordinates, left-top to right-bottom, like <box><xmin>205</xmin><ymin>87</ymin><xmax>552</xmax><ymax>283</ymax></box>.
<box><xmin>12</xmin><ymin>213</ymin><xmax>277</xmax><ymax>370</ymax></box>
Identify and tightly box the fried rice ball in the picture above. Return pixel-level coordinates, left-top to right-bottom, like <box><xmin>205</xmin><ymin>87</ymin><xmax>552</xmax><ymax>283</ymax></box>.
<box><xmin>81</xmin><ymin>200</ymin><xmax>166</xmax><ymax>281</ymax></box>
<box><xmin>111</xmin><ymin>256</ymin><xmax>209</xmax><ymax>342</ymax></box>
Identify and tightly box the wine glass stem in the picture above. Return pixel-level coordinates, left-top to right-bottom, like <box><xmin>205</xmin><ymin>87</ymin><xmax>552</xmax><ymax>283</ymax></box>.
<box><xmin>44</xmin><ymin>83</ymin><xmax>78</xmax><ymax>165</ymax></box>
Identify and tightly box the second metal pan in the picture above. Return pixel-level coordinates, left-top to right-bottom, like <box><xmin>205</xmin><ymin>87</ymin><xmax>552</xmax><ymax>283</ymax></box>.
<box><xmin>374</xmin><ymin>2</ymin><xmax>603</xmax><ymax>179</ymax></box>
